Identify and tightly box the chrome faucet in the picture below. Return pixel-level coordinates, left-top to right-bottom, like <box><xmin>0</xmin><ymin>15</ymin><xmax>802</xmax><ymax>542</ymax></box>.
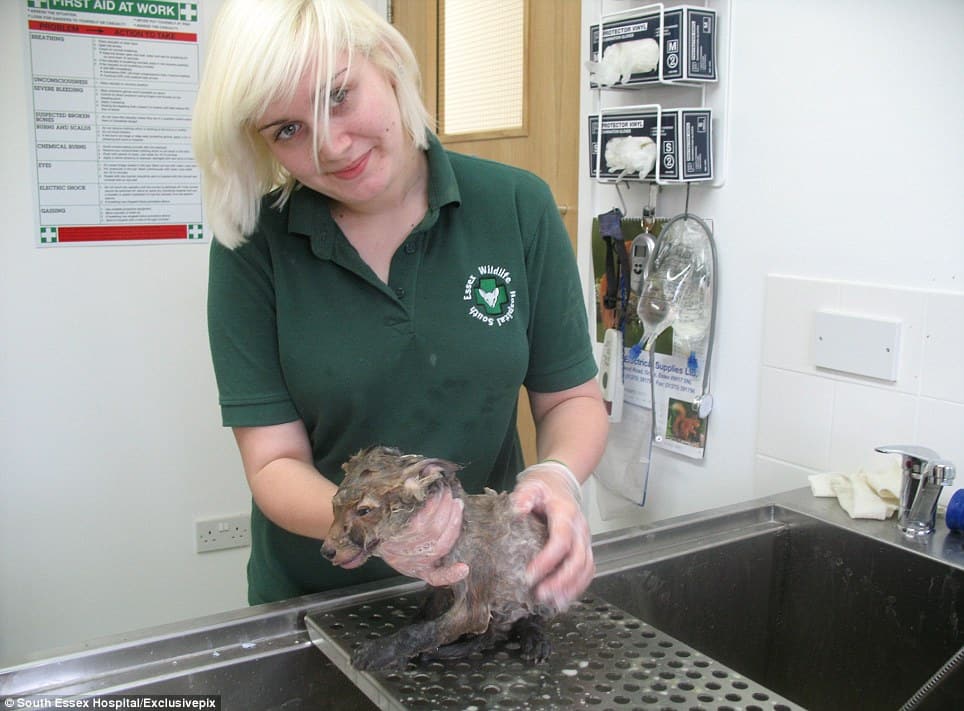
<box><xmin>875</xmin><ymin>445</ymin><xmax>956</xmax><ymax>537</ymax></box>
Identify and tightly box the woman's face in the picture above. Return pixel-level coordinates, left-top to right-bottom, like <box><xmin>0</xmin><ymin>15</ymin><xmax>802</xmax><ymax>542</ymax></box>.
<box><xmin>257</xmin><ymin>54</ymin><xmax>412</xmax><ymax>213</ymax></box>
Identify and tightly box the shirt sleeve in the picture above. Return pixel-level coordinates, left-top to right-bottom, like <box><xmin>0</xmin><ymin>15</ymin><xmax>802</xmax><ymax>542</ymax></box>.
<box><xmin>521</xmin><ymin>180</ymin><xmax>599</xmax><ymax>393</ymax></box>
<box><xmin>207</xmin><ymin>237</ymin><xmax>300</xmax><ymax>427</ymax></box>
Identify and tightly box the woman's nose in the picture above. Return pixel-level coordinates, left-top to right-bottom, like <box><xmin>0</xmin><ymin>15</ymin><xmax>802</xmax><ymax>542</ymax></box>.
<box><xmin>317</xmin><ymin>123</ymin><xmax>351</xmax><ymax>162</ymax></box>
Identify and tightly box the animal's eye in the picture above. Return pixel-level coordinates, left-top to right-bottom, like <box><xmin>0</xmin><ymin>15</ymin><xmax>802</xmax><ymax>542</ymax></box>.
<box><xmin>355</xmin><ymin>506</ymin><xmax>372</xmax><ymax>517</ymax></box>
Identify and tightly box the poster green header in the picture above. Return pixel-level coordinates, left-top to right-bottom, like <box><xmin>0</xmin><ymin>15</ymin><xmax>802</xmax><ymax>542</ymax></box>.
<box><xmin>30</xmin><ymin>0</ymin><xmax>197</xmax><ymax>22</ymax></box>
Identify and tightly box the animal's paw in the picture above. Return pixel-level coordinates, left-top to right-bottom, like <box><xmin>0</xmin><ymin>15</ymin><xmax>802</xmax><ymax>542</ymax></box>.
<box><xmin>514</xmin><ymin>617</ymin><xmax>552</xmax><ymax>664</ymax></box>
<box><xmin>350</xmin><ymin>638</ymin><xmax>408</xmax><ymax>671</ymax></box>
<box><xmin>520</xmin><ymin>630</ymin><xmax>552</xmax><ymax>664</ymax></box>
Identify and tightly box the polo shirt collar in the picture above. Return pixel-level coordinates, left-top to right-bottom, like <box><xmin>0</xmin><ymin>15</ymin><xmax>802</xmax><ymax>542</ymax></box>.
<box><xmin>287</xmin><ymin>132</ymin><xmax>461</xmax><ymax>261</ymax></box>
<box><xmin>424</xmin><ymin>131</ymin><xmax>461</xmax><ymax>211</ymax></box>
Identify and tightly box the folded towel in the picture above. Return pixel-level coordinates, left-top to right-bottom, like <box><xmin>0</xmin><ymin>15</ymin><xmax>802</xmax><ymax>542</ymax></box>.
<box><xmin>863</xmin><ymin>468</ymin><xmax>902</xmax><ymax>502</ymax></box>
<box><xmin>808</xmin><ymin>472</ymin><xmax>842</xmax><ymax>498</ymax></box>
<box><xmin>809</xmin><ymin>469</ymin><xmax>901</xmax><ymax>520</ymax></box>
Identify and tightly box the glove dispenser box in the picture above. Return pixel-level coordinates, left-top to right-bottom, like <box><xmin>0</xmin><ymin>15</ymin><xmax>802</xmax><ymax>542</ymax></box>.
<box><xmin>588</xmin><ymin>6</ymin><xmax>717</xmax><ymax>87</ymax></box>
<box><xmin>588</xmin><ymin>108</ymin><xmax>713</xmax><ymax>183</ymax></box>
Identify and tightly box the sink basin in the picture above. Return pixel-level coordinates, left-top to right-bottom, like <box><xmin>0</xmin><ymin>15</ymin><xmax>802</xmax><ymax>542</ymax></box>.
<box><xmin>589</xmin><ymin>497</ymin><xmax>964</xmax><ymax>711</ymax></box>
<box><xmin>3</xmin><ymin>489</ymin><xmax>962</xmax><ymax>711</ymax></box>
<box><xmin>0</xmin><ymin>586</ymin><xmax>383</xmax><ymax>711</ymax></box>
<box><xmin>124</xmin><ymin>647</ymin><xmax>373</xmax><ymax>710</ymax></box>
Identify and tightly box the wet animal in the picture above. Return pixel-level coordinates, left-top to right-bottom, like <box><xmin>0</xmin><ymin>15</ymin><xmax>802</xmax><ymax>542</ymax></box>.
<box><xmin>321</xmin><ymin>446</ymin><xmax>558</xmax><ymax>671</ymax></box>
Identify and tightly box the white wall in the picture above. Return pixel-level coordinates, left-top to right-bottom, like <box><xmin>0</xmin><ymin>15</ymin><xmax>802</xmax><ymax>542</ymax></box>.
<box><xmin>2</xmin><ymin>0</ymin><xmax>962</xmax><ymax>669</ymax></box>
<box><xmin>0</xmin><ymin>1</ymin><xmax>248</xmax><ymax>667</ymax></box>
<box><xmin>579</xmin><ymin>0</ymin><xmax>964</xmax><ymax>531</ymax></box>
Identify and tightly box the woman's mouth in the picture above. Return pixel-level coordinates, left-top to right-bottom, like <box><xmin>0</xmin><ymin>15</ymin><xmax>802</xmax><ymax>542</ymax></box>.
<box><xmin>331</xmin><ymin>152</ymin><xmax>370</xmax><ymax>180</ymax></box>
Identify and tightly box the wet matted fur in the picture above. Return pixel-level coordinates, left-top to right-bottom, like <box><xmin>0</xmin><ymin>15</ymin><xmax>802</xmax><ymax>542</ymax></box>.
<box><xmin>321</xmin><ymin>446</ymin><xmax>558</xmax><ymax>670</ymax></box>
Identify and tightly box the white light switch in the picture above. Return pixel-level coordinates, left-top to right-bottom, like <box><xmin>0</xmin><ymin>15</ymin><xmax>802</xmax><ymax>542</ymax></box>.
<box><xmin>814</xmin><ymin>311</ymin><xmax>901</xmax><ymax>381</ymax></box>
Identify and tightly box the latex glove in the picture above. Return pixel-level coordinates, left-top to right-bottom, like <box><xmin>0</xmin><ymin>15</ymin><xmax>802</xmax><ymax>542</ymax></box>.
<box><xmin>378</xmin><ymin>486</ymin><xmax>469</xmax><ymax>587</ymax></box>
<box><xmin>511</xmin><ymin>462</ymin><xmax>594</xmax><ymax>611</ymax></box>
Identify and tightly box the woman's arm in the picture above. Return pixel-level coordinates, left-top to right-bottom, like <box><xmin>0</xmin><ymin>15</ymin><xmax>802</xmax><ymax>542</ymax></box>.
<box><xmin>235</xmin><ymin>420</ymin><xmax>468</xmax><ymax>585</ymax></box>
<box><xmin>233</xmin><ymin>420</ymin><xmax>338</xmax><ymax>539</ymax></box>
<box><xmin>528</xmin><ymin>378</ymin><xmax>609</xmax><ymax>482</ymax></box>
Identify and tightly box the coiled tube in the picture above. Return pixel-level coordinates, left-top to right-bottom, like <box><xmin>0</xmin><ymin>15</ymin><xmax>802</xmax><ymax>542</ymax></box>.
<box><xmin>899</xmin><ymin>643</ymin><xmax>964</xmax><ymax>711</ymax></box>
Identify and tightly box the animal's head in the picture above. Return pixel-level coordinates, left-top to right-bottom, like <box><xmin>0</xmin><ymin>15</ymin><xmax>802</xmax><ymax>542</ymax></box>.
<box><xmin>320</xmin><ymin>446</ymin><xmax>463</xmax><ymax>569</ymax></box>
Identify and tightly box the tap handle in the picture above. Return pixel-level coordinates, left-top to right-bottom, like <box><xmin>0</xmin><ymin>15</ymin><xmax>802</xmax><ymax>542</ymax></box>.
<box><xmin>922</xmin><ymin>460</ymin><xmax>956</xmax><ymax>487</ymax></box>
<box><xmin>875</xmin><ymin>444</ymin><xmax>942</xmax><ymax>480</ymax></box>
<box><xmin>875</xmin><ymin>444</ymin><xmax>941</xmax><ymax>464</ymax></box>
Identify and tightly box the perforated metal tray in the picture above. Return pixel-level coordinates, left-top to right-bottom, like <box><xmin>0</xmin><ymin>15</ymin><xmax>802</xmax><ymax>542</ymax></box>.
<box><xmin>305</xmin><ymin>591</ymin><xmax>804</xmax><ymax>711</ymax></box>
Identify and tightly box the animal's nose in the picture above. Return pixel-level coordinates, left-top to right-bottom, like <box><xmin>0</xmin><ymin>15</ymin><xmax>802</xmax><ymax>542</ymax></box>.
<box><xmin>320</xmin><ymin>542</ymin><xmax>336</xmax><ymax>560</ymax></box>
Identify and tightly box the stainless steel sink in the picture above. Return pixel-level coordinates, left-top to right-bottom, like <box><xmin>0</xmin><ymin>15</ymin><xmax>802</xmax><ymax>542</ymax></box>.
<box><xmin>122</xmin><ymin>646</ymin><xmax>373</xmax><ymax>710</ymax></box>
<box><xmin>589</xmin><ymin>493</ymin><xmax>964</xmax><ymax>711</ymax></box>
<box><xmin>0</xmin><ymin>588</ymin><xmax>381</xmax><ymax>710</ymax></box>
<box><xmin>2</xmin><ymin>489</ymin><xmax>962</xmax><ymax>710</ymax></box>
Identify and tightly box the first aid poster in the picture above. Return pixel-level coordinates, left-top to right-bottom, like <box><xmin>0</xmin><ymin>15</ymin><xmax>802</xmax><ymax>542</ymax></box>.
<box><xmin>25</xmin><ymin>0</ymin><xmax>205</xmax><ymax>246</ymax></box>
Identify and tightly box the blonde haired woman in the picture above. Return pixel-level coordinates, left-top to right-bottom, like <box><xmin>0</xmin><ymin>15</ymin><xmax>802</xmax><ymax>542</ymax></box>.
<box><xmin>194</xmin><ymin>0</ymin><xmax>608</xmax><ymax>610</ymax></box>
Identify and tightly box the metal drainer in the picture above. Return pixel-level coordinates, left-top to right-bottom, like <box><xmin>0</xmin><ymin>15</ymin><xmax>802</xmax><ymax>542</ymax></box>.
<box><xmin>305</xmin><ymin>592</ymin><xmax>804</xmax><ymax>711</ymax></box>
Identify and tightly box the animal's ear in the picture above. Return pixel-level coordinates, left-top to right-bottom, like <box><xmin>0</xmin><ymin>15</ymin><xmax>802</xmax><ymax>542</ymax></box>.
<box><xmin>401</xmin><ymin>458</ymin><xmax>462</xmax><ymax>502</ymax></box>
<box><xmin>342</xmin><ymin>445</ymin><xmax>401</xmax><ymax>477</ymax></box>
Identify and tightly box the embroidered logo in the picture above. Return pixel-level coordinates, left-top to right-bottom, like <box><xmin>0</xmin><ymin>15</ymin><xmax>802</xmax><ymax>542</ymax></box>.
<box><xmin>463</xmin><ymin>265</ymin><xmax>516</xmax><ymax>327</ymax></box>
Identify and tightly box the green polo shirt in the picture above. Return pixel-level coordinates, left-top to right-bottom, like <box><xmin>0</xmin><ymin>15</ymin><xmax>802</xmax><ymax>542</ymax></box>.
<box><xmin>207</xmin><ymin>133</ymin><xmax>597</xmax><ymax>604</ymax></box>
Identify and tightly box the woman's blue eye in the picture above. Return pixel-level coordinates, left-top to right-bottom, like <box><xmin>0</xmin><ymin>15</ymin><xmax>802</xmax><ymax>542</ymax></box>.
<box><xmin>331</xmin><ymin>87</ymin><xmax>348</xmax><ymax>106</ymax></box>
<box><xmin>275</xmin><ymin>123</ymin><xmax>299</xmax><ymax>141</ymax></box>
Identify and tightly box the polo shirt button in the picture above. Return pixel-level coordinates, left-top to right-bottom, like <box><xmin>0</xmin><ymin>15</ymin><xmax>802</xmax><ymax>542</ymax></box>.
<box><xmin>404</xmin><ymin>242</ymin><xmax>417</xmax><ymax>254</ymax></box>
<box><xmin>395</xmin><ymin>287</ymin><xmax>406</xmax><ymax>299</ymax></box>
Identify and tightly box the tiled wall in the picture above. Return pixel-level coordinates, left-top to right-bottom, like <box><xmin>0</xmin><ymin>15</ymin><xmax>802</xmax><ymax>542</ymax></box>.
<box><xmin>754</xmin><ymin>275</ymin><xmax>964</xmax><ymax>501</ymax></box>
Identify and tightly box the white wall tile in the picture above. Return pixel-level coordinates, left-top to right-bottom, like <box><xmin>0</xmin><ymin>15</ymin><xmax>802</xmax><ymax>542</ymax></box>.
<box><xmin>916</xmin><ymin>398</ymin><xmax>964</xmax><ymax>497</ymax></box>
<box><xmin>921</xmin><ymin>292</ymin><xmax>964</xmax><ymax>403</ymax></box>
<box><xmin>838</xmin><ymin>282</ymin><xmax>926</xmax><ymax>394</ymax></box>
<box><xmin>828</xmin><ymin>381</ymin><xmax>917</xmax><ymax>476</ymax></box>
<box><xmin>758</xmin><ymin>277</ymin><xmax>963</xmax><ymax>483</ymax></box>
<box><xmin>753</xmin><ymin>455</ymin><xmax>817</xmax><ymax>497</ymax></box>
<box><xmin>757</xmin><ymin>367</ymin><xmax>834</xmax><ymax>470</ymax></box>
<box><xmin>762</xmin><ymin>275</ymin><xmax>839</xmax><ymax>373</ymax></box>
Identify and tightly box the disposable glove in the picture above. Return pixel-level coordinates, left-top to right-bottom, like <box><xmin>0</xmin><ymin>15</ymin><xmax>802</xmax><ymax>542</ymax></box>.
<box><xmin>512</xmin><ymin>461</ymin><xmax>594</xmax><ymax>611</ymax></box>
<box><xmin>378</xmin><ymin>485</ymin><xmax>469</xmax><ymax>587</ymax></box>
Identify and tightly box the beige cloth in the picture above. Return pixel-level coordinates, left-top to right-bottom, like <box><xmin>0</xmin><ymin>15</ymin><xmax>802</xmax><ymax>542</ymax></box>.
<box><xmin>808</xmin><ymin>468</ymin><xmax>901</xmax><ymax>520</ymax></box>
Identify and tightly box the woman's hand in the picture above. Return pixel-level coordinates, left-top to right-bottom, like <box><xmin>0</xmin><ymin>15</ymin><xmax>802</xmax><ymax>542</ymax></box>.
<box><xmin>519</xmin><ymin>379</ymin><xmax>608</xmax><ymax>610</ymax></box>
<box><xmin>512</xmin><ymin>462</ymin><xmax>594</xmax><ymax>611</ymax></box>
<box><xmin>378</xmin><ymin>486</ymin><xmax>470</xmax><ymax>587</ymax></box>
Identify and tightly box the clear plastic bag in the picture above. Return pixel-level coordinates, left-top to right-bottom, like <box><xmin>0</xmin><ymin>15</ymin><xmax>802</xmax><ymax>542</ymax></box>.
<box><xmin>593</xmin><ymin>402</ymin><xmax>652</xmax><ymax>509</ymax></box>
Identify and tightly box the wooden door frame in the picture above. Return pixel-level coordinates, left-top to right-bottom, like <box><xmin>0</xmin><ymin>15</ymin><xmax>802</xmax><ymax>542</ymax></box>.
<box><xmin>391</xmin><ymin>2</ymin><xmax>439</xmax><ymax>130</ymax></box>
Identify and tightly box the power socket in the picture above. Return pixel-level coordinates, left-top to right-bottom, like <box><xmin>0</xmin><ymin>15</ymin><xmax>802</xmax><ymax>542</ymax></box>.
<box><xmin>196</xmin><ymin>515</ymin><xmax>251</xmax><ymax>553</ymax></box>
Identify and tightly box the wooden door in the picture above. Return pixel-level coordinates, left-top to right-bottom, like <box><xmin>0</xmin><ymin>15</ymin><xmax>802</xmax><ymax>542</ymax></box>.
<box><xmin>393</xmin><ymin>0</ymin><xmax>582</xmax><ymax>464</ymax></box>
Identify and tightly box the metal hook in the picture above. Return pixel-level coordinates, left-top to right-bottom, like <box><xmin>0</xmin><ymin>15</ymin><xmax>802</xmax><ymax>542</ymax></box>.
<box><xmin>613</xmin><ymin>182</ymin><xmax>628</xmax><ymax>216</ymax></box>
<box><xmin>642</xmin><ymin>184</ymin><xmax>659</xmax><ymax>229</ymax></box>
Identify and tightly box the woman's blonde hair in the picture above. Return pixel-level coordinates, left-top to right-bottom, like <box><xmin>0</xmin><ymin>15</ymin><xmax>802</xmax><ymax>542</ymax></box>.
<box><xmin>192</xmin><ymin>0</ymin><xmax>433</xmax><ymax>248</ymax></box>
